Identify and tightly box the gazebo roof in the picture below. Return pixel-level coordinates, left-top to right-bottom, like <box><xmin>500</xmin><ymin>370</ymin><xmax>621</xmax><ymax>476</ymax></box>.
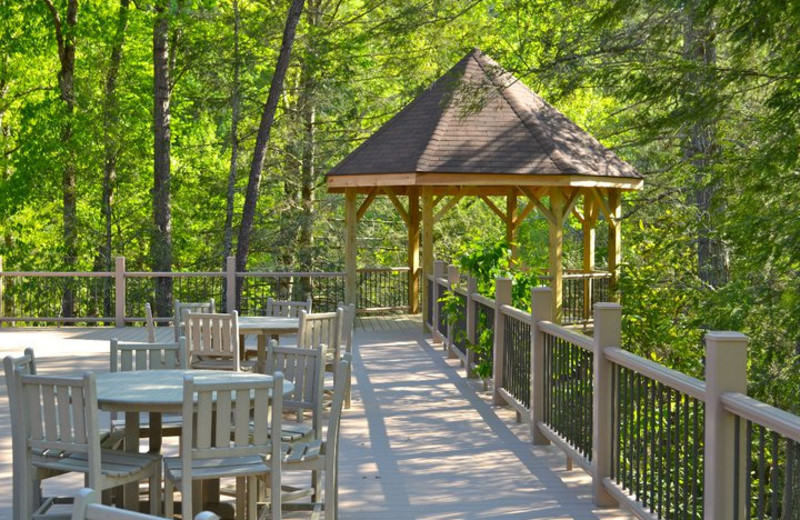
<box><xmin>327</xmin><ymin>48</ymin><xmax>642</xmax><ymax>193</ymax></box>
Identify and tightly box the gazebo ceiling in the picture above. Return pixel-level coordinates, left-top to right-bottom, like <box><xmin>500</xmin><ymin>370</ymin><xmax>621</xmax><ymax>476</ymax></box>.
<box><xmin>327</xmin><ymin>48</ymin><xmax>643</xmax><ymax>193</ymax></box>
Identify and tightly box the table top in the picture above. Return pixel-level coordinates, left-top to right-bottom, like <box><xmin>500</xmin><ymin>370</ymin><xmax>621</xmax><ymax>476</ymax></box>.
<box><xmin>96</xmin><ymin>369</ymin><xmax>294</xmax><ymax>413</ymax></box>
<box><xmin>237</xmin><ymin>315</ymin><xmax>299</xmax><ymax>334</ymax></box>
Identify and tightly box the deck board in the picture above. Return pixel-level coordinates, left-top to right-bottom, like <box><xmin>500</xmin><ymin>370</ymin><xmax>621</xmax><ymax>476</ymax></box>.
<box><xmin>0</xmin><ymin>318</ymin><xmax>632</xmax><ymax>519</ymax></box>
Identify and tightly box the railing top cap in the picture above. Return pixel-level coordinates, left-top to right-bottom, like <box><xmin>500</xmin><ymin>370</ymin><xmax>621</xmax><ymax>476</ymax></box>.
<box><xmin>705</xmin><ymin>331</ymin><xmax>749</xmax><ymax>341</ymax></box>
<box><xmin>593</xmin><ymin>302</ymin><xmax>622</xmax><ymax>310</ymax></box>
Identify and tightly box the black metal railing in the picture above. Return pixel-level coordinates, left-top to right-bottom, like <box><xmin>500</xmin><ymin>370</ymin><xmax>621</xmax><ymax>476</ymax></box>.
<box><xmin>0</xmin><ymin>274</ymin><xmax>115</xmax><ymax>324</ymax></box>
<box><xmin>473</xmin><ymin>299</ymin><xmax>495</xmax><ymax>367</ymax></box>
<box><xmin>436</xmin><ymin>281</ymin><xmax>447</xmax><ymax>337</ymax></box>
<box><xmin>735</xmin><ymin>419</ymin><xmax>800</xmax><ymax>520</ymax></box>
<box><xmin>502</xmin><ymin>312</ymin><xmax>531</xmax><ymax>408</ymax></box>
<box><xmin>357</xmin><ymin>268</ymin><xmax>409</xmax><ymax>310</ymax></box>
<box><xmin>612</xmin><ymin>365</ymin><xmax>705</xmax><ymax>520</ymax></box>
<box><xmin>451</xmin><ymin>291</ymin><xmax>468</xmax><ymax>354</ymax></box>
<box><xmin>127</xmin><ymin>274</ymin><xmax>224</xmax><ymax>321</ymax></box>
<box><xmin>543</xmin><ymin>331</ymin><xmax>593</xmax><ymax>461</ymax></box>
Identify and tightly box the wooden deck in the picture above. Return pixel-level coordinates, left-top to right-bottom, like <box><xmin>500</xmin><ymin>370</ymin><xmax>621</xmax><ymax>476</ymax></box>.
<box><xmin>0</xmin><ymin>317</ymin><xmax>633</xmax><ymax>519</ymax></box>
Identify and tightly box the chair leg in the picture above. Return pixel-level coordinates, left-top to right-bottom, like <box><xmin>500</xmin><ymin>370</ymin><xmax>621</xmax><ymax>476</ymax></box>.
<box><xmin>236</xmin><ymin>477</ymin><xmax>246</xmax><ymax>520</ymax></box>
<box><xmin>247</xmin><ymin>477</ymin><xmax>257</xmax><ymax>520</ymax></box>
<box><xmin>149</xmin><ymin>466</ymin><xmax>161</xmax><ymax>515</ymax></box>
<box><xmin>164</xmin><ymin>478</ymin><xmax>174</xmax><ymax>519</ymax></box>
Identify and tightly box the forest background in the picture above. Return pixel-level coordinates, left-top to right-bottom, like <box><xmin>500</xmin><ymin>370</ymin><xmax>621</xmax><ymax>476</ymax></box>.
<box><xmin>1</xmin><ymin>0</ymin><xmax>798</xmax><ymax>409</ymax></box>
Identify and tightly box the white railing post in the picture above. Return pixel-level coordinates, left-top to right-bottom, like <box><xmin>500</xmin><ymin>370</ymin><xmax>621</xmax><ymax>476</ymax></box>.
<box><xmin>446</xmin><ymin>265</ymin><xmax>460</xmax><ymax>357</ymax></box>
<box><xmin>465</xmin><ymin>275</ymin><xmax>477</xmax><ymax>378</ymax></box>
<box><xmin>704</xmin><ymin>331</ymin><xmax>748</xmax><ymax>520</ymax></box>
<box><xmin>592</xmin><ymin>302</ymin><xmax>622</xmax><ymax>506</ymax></box>
<box><xmin>530</xmin><ymin>287</ymin><xmax>552</xmax><ymax>445</ymax></box>
<box><xmin>492</xmin><ymin>277</ymin><xmax>512</xmax><ymax>405</ymax></box>
<box><xmin>114</xmin><ymin>256</ymin><xmax>126</xmax><ymax>327</ymax></box>
<box><xmin>431</xmin><ymin>260</ymin><xmax>446</xmax><ymax>344</ymax></box>
<box><xmin>226</xmin><ymin>256</ymin><xmax>236</xmax><ymax>312</ymax></box>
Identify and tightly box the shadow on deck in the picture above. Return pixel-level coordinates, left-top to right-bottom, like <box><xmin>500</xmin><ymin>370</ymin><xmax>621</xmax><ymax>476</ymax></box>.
<box><xmin>0</xmin><ymin>316</ymin><xmax>633</xmax><ymax>519</ymax></box>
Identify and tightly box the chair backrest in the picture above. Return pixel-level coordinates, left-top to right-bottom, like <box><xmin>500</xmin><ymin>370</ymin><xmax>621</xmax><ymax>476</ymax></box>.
<box><xmin>325</xmin><ymin>354</ymin><xmax>352</xmax><ymax>476</ymax></box>
<box><xmin>4</xmin><ymin>348</ymin><xmax>37</xmax><ymax>520</ymax></box>
<box><xmin>179</xmin><ymin>372</ymin><xmax>282</xmax><ymax>486</ymax></box>
<box><xmin>174</xmin><ymin>298</ymin><xmax>216</xmax><ymax>341</ymax></box>
<box><xmin>265</xmin><ymin>297</ymin><xmax>312</xmax><ymax>317</ymax></box>
<box><xmin>265</xmin><ymin>341</ymin><xmax>326</xmax><ymax>436</ymax></box>
<box><xmin>297</xmin><ymin>309</ymin><xmax>342</xmax><ymax>353</ymax></box>
<box><xmin>337</xmin><ymin>303</ymin><xmax>356</xmax><ymax>355</ymax></box>
<box><xmin>71</xmin><ymin>487</ymin><xmax>220</xmax><ymax>520</ymax></box>
<box><xmin>19</xmin><ymin>371</ymin><xmax>102</xmax><ymax>487</ymax></box>
<box><xmin>145</xmin><ymin>302</ymin><xmax>156</xmax><ymax>343</ymax></box>
<box><xmin>110</xmin><ymin>338</ymin><xmax>187</xmax><ymax>372</ymax></box>
<box><xmin>185</xmin><ymin>311</ymin><xmax>240</xmax><ymax>371</ymax></box>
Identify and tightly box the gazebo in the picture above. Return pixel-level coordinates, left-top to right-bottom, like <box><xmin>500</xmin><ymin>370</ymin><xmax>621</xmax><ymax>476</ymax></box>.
<box><xmin>326</xmin><ymin>48</ymin><xmax>643</xmax><ymax>322</ymax></box>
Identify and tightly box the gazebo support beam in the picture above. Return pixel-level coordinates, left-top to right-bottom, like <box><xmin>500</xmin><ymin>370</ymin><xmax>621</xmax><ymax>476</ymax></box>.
<box><xmin>408</xmin><ymin>188</ymin><xmax>420</xmax><ymax>314</ymax></box>
<box><xmin>422</xmin><ymin>187</ymin><xmax>434</xmax><ymax>329</ymax></box>
<box><xmin>548</xmin><ymin>189</ymin><xmax>565</xmax><ymax>322</ymax></box>
<box><xmin>582</xmin><ymin>192</ymin><xmax>598</xmax><ymax>320</ymax></box>
<box><xmin>608</xmin><ymin>189</ymin><xmax>622</xmax><ymax>302</ymax></box>
<box><xmin>345</xmin><ymin>188</ymin><xmax>358</xmax><ymax>306</ymax></box>
<box><xmin>506</xmin><ymin>191</ymin><xmax>518</xmax><ymax>261</ymax></box>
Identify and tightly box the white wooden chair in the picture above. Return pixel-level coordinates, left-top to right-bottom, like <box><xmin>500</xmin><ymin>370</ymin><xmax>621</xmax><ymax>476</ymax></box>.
<box><xmin>174</xmin><ymin>298</ymin><xmax>216</xmax><ymax>341</ymax></box>
<box><xmin>265</xmin><ymin>297</ymin><xmax>312</xmax><ymax>317</ymax></box>
<box><xmin>109</xmin><ymin>338</ymin><xmax>187</xmax><ymax>449</ymax></box>
<box><xmin>297</xmin><ymin>310</ymin><xmax>342</xmax><ymax>354</ymax></box>
<box><xmin>163</xmin><ymin>372</ymin><xmax>284</xmax><ymax>520</ymax></box>
<box><xmin>335</xmin><ymin>303</ymin><xmax>356</xmax><ymax>409</ymax></box>
<box><xmin>185</xmin><ymin>310</ymin><xmax>253</xmax><ymax>371</ymax></box>
<box><xmin>15</xmin><ymin>371</ymin><xmax>161</xmax><ymax>518</ymax></box>
<box><xmin>71</xmin><ymin>487</ymin><xmax>219</xmax><ymax>520</ymax></box>
<box><xmin>278</xmin><ymin>354</ymin><xmax>351</xmax><ymax>519</ymax></box>
<box><xmin>144</xmin><ymin>303</ymin><xmax>156</xmax><ymax>343</ymax></box>
<box><xmin>264</xmin><ymin>341</ymin><xmax>326</xmax><ymax>443</ymax></box>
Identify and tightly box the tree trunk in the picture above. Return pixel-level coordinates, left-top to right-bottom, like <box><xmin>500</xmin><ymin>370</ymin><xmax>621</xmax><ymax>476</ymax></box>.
<box><xmin>683</xmin><ymin>3</ymin><xmax>727</xmax><ymax>288</ymax></box>
<box><xmin>221</xmin><ymin>0</ymin><xmax>241</xmax><ymax>311</ymax></box>
<box><xmin>234</xmin><ymin>0</ymin><xmax>305</xmax><ymax>307</ymax></box>
<box><xmin>43</xmin><ymin>0</ymin><xmax>79</xmax><ymax>318</ymax></box>
<box><xmin>97</xmin><ymin>0</ymin><xmax>130</xmax><ymax>320</ymax></box>
<box><xmin>153</xmin><ymin>3</ymin><xmax>173</xmax><ymax>319</ymax></box>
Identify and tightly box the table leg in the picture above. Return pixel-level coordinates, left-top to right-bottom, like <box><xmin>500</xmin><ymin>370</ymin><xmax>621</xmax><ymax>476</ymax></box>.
<box><xmin>257</xmin><ymin>333</ymin><xmax>267</xmax><ymax>373</ymax></box>
<box><xmin>123</xmin><ymin>412</ymin><xmax>141</xmax><ymax>509</ymax></box>
<box><xmin>148</xmin><ymin>412</ymin><xmax>162</xmax><ymax>453</ymax></box>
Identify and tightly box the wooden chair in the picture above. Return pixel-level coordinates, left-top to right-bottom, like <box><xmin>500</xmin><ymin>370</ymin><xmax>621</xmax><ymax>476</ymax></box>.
<box><xmin>264</xmin><ymin>341</ymin><xmax>326</xmax><ymax>443</ymax></box>
<box><xmin>174</xmin><ymin>298</ymin><xmax>216</xmax><ymax>341</ymax></box>
<box><xmin>336</xmin><ymin>303</ymin><xmax>356</xmax><ymax>409</ymax></box>
<box><xmin>163</xmin><ymin>372</ymin><xmax>284</xmax><ymax>520</ymax></box>
<box><xmin>109</xmin><ymin>338</ymin><xmax>187</xmax><ymax>450</ymax></box>
<box><xmin>278</xmin><ymin>354</ymin><xmax>352</xmax><ymax>519</ymax></box>
<box><xmin>15</xmin><ymin>371</ymin><xmax>161</xmax><ymax>518</ymax></box>
<box><xmin>71</xmin><ymin>487</ymin><xmax>219</xmax><ymax>520</ymax></box>
<box><xmin>144</xmin><ymin>303</ymin><xmax>156</xmax><ymax>343</ymax></box>
<box><xmin>297</xmin><ymin>309</ymin><xmax>342</xmax><ymax>354</ymax></box>
<box><xmin>265</xmin><ymin>297</ymin><xmax>312</xmax><ymax>318</ymax></box>
<box><xmin>185</xmin><ymin>310</ymin><xmax>253</xmax><ymax>371</ymax></box>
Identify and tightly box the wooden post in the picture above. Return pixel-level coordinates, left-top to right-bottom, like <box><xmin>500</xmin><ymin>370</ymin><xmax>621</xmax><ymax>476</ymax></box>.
<box><xmin>608</xmin><ymin>189</ymin><xmax>622</xmax><ymax>302</ymax></box>
<box><xmin>704</xmin><ymin>331</ymin><xmax>748</xmax><ymax>520</ymax></box>
<box><xmin>421</xmin><ymin>187</ymin><xmax>434</xmax><ymax>331</ymax></box>
<box><xmin>345</xmin><ymin>189</ymin><xmax>358</xmax><ymax>306</ymax></box>
<box><xmin>431</xmin><ymin>260</ymin><xmax>446</xmax><ymax>344</ymax></box>
<box><xmin>492</xmin><ymin>277</ymin><xmax>512</xmax><ymax>405</ymax></box>
<box><xmin>548</xmin><ymin>189</ymin><xmax>565</xmax><ymax>322</ymax></box>
<box><xmin>583</xmin><ymin>194</ymin><xmax>597</xmax><ymax>321</ymax></box>
<box><xmin>465</xmin><ymin>275</ymin><xmax>478</xmax><ymax>378</ymax></box>
<box><xmin>226</xmin><ymin>256</ymin><xmax>236</xmax><ymax>312</ymax></box>
<box><xmin>506</xmin><ymin>190</ymin><xmax>518</xmax><ymax>262</ymax></box>
<box><xmin>592</xmin><ymin>302</ymin><xmax>622</xmax><ymax>507</ymax></box>
<box><xmin>447</xmin><ymin>264</ymin><xmax>460</xmax><ymax>358</ymax></box>
<box><xmin>530</xmin><ymin>287</ymin><xmax>552</xmax><ymax>445</ymax></box>
<box><xmin>114</xmin><ymin>256</ymin><xmax>126</xmax><ymax>328</ymax></box>
<box><xmin>408</xmin><ymin>187</ymin><xmax>420</xmax><ymax>314</ymax></box>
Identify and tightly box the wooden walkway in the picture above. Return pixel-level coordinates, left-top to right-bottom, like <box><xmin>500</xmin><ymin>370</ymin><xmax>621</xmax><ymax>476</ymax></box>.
<box><xmin>0</xmin><ymin>317</ymin><xmax>633</xmax><ymax>519</ymax></box>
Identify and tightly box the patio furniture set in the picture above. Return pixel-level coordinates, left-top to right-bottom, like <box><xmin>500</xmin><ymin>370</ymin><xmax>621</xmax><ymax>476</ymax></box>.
<box><xmin>4</xmin><ymin>297</ymin><xmax>356</xmax><ymax>520</ymax></box>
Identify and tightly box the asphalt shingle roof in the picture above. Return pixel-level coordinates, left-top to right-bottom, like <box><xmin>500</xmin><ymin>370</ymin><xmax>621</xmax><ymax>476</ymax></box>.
<box><xmin>327</xmin><ymin>48</ymin><xmax>641</xmax><ymax>180</ymax></box>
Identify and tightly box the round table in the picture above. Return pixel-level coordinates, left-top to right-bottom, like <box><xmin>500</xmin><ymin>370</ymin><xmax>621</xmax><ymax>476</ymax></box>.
<box><xmin>237</xmin><ymin>316</ymin><xmax>300</xmax><ymax>369</ymax></box>
<box><xmin>96</xmin><ymin>369</ymin><xmax>294</xmax><ymax>511</ymax></box>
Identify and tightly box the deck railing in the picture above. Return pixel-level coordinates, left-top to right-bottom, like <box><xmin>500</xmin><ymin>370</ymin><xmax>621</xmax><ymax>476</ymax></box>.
<box><xmin>0</xmin><ymin>256</ymin><xmax>410</xmax><ymax>325</ymax></box>
<box><xmin>435</xmin><ymin>270</ymin><xmax>800</xmax><ymax>520</ymax></box>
